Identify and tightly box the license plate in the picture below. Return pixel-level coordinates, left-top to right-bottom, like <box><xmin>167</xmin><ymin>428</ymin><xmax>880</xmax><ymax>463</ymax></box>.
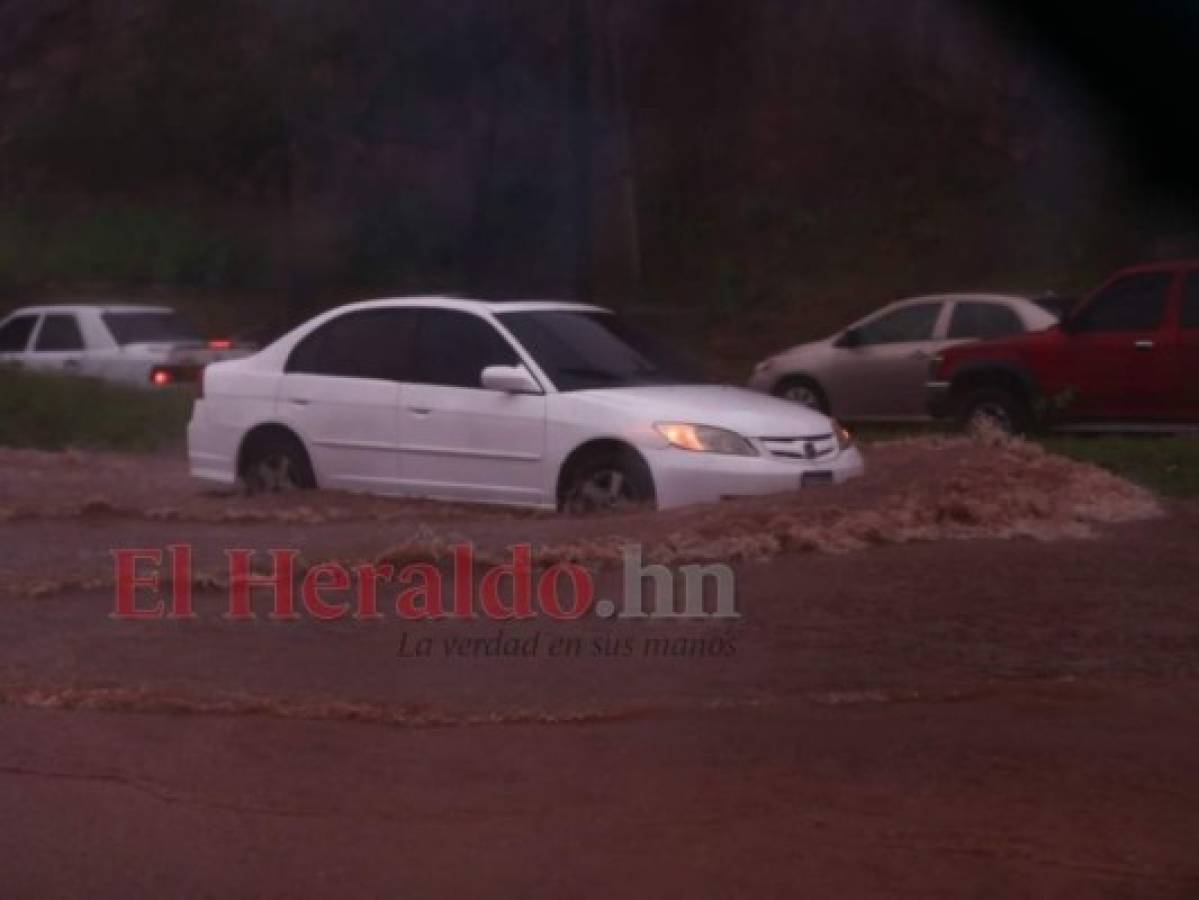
<box><xmin>801</xmin><ymin>471</ymin><xmax>834</xmax><ymax>487</ymax></box>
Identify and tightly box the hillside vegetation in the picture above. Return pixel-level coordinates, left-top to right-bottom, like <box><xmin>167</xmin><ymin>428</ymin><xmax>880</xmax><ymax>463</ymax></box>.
<box><xmin>1</xmin><ymin>0</ymin><xmax>1195</xmax><ymax>338</ymax></box>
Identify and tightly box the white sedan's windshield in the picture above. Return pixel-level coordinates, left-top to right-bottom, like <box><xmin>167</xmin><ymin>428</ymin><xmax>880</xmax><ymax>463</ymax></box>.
<box><xmin>496</xmin><ymin>310</ymin><xmax>704</xmax><ymax>391</ymax></box>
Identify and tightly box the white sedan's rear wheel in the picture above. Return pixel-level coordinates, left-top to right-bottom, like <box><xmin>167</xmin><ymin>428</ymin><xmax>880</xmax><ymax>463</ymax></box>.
<box><xmin>241</xmin><ymin>433</ymin><xmax>316</xmax><ymax>493</ymax></box>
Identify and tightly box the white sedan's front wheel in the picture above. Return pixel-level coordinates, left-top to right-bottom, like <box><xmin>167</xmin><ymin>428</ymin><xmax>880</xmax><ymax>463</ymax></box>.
<box><xmin>561</xmin><ymin>450</ymin><xmax>654</xmax><ymax>515</ymax></box>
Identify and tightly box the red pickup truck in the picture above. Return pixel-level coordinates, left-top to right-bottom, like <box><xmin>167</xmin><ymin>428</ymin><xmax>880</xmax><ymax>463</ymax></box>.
<box><xmin>927</xmin><ymin>261</ymin><xmax>1199</xmax><ymax>432</ymax></box>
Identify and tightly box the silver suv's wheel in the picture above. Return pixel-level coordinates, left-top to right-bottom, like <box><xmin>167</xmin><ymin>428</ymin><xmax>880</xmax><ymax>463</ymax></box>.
<box><xmin>773</xmin><ymin>377</ymin><xmax>829</xmax><ymax>413</ymax></box>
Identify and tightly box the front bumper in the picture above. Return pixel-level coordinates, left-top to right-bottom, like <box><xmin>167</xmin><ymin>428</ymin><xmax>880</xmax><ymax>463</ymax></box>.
<box><xmin>646</xmin><ymin>444</ymin><xmax>865</xmax><ymax>510</ymax></box>
<box><xmin>925</xmin><ymin>381</ymin><xmax>953</xmax><ymax>420</ymax></box>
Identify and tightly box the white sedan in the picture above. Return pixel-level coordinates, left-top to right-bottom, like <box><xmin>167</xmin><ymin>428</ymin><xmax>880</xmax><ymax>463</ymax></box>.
<box><xmin>0</xmin><ymin>303</ymin><xmax>250</xmax><ymax>387</ymax></box>
<box><xmin>188</xmin><ymin>298</ymin><xmax>864</xmax><ymax>512</ymax></box>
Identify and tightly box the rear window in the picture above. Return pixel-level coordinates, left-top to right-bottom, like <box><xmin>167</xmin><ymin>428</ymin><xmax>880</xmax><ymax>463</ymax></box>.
<box><xmin>0</xmin><ymin>314</ymin><xmax>38</xmax><ymax>352</ymax></box>
<box><xmin>947</xmin><ymin>302</ymin><xmax>1024</xmax><ymax>340</ymax></box>
<box><xmin>102</xmin><ymin>311</ymin><xmax>202</xmax><ymax>345</ymax></box>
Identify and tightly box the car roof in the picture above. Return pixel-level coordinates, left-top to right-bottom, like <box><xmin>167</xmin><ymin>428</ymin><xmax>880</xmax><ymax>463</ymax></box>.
<box><xmin>3</xmin><ymin>303</ymin><xmax>175</xmax><ymax>316</ymax></box>
<box><xmin>891</xmin><ymin>292</ymin><xmax>1031</xmax><ymax>306</ymax></box>
<box><xmin>338</xmin><ymin>296</ymin><xmax>608</xmax><ymax>315</ymax></box>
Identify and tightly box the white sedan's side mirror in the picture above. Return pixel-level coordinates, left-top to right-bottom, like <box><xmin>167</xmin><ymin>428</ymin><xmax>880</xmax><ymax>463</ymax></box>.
<box><xmin>481</xmin><ymin>364</ymin><xmax>542</xmax><ymax>395</ymax></box>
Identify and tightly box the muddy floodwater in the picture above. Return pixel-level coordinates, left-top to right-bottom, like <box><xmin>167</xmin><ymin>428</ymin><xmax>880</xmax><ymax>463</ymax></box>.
<box><xmin>1</xmin><ymin>438</ymin><xmax>1197</xmax><ymax>898</ymax></box>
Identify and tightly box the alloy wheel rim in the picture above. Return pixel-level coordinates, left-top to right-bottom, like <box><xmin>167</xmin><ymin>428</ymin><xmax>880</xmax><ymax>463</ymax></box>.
<box><xmin>570</xmin><ymin>468</ymin><xmax>634</xmax><ymax>513</ymax></box>
<box><xmin>253</xmin><ymin>453</ymin><xmax>296</xmax><ymax>492</ymax></box>
<box><xmin>968</xmin><ymin>402</ymin><xmax>1014</xmax><ymax>434</ymax></box>
<box><xmin>783</xmin><ymin>385</ymin><xmax>820</xmax><ymax>409</ymax></box>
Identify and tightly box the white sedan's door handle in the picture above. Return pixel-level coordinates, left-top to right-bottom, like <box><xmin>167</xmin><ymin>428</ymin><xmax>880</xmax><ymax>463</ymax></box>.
<box><xmin>289</xmin><ymin>397</ymin><xmax>312</xmax><ymax>406</ymax></box>
<box><xmin>407</xmin><ymin>406</ymin><xmax>433</xmax><ymax>416</ymax></box>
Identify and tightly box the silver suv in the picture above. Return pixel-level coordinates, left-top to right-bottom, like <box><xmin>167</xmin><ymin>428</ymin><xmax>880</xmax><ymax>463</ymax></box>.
<box><xmin>749</xmin><ymin>294</ymin><xmax>1058</xmax><ymax>421</ymax></box>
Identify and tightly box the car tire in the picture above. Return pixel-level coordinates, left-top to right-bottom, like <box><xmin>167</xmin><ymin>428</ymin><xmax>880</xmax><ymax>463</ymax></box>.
<box><xmin>773</xmin><ymin>376</ymin><xmax>829</xmax><ymax>413</ymax></box>
<box><xmin>241</xmin><ymin>432</ymin><xmax>317</xmax><ymax>493</ymax></box>
<box><xmin>560</xmin><ymin>448</ymin><xmax>655</xmax><ymax>515</ymax></box>
<box><xmin>957</xmin><ymin>387</ymin><xmax>1029</xmax><ymax>436</ymax></box>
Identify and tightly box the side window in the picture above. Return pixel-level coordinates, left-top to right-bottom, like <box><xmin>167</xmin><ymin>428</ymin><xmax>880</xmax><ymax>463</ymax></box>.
<box><xmin>34</xmin><ymin>314</ymin><xmax>85</xmax><ymax>352</ymax></box>
<box><xmin>1074</xmin><ymin>273</ymin><xmax>1172</xmax><ymax>333</ymax></box>
<box><xmin>947</xmin><ymin>302</ymin><xmax>1024</xmax><ymax>340</ymax></box>
<box><xmin>855</xmin><ymin>303</ymin><xmax>941</xmax><ymax>346</ymax></box>
<box><xmin>1182</xmin><ymin>274</ymin><xmax>1199</xmax><ymax>330</ymax></box>
<box><xmin>0</xmin><ymin>315</ymin><xmax>38</xmax><ymax>352</ymax></box>
<box><xmin>286</xmin><ymin>309</ymin><xmax>418</xmax><ymax>380</ymax></box>
<box><xmin>414</xmin><ymin>309</ymin><xmax>519</xmax><ymax>388</ymax></box>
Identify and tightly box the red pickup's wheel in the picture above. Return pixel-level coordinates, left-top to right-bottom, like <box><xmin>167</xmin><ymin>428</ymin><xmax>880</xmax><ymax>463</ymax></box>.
<box><xmin>957</xmin><ymin>388</ymin><xmax>1029</xmax><ymax>436</ymax></box>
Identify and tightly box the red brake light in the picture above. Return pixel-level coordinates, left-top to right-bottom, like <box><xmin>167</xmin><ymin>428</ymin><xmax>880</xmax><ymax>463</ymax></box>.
<box><xmin>208</xmin><ymin>339</ymin><xmax>233</xmax><ymax>350</ymax></box>
<box><xmin>150</xmin><ymin>368</ymin><xmax>173</xmax><ymax>387</ymax></box>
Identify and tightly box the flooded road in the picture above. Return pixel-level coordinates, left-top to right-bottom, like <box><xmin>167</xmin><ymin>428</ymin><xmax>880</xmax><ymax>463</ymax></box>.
<box><xmin>1</xmin><ymin>439</ymin><xmax>1197</xmax><ymax>897</ymax></box>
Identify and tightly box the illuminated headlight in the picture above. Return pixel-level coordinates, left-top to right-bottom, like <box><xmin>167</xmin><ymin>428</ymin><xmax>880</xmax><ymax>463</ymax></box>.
<box><xmin>654</xmin><ymin>423</ymin><xmax>759</xmax><ymax>456</ymax></box>
<box><xmin>833</xmin><ymin>420</ymin><xmax>853</xmax><ymax>452</ymax></box>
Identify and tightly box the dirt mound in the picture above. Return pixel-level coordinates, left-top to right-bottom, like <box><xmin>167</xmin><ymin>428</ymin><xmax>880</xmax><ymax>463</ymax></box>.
<box><xmin>374</xmin><ymin>436</ymin><xmax>1162</xmax><ymax>568</ymax></box>
<box><xmin>0</xmin><ymin>436</ymin><xmax>1163</xmax><ymax>575</ymax></box>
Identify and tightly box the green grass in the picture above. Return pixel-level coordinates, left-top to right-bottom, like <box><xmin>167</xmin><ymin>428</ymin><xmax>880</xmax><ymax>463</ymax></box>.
<box><xmin>1039</xmin><ymin>435</ymin><xmax>1199</xmax><ymax>499</ymax></box>
<box><xmin>0</xmin><ymin>367</ymin><xmax>193</xmax><ymax>452</ymax></box>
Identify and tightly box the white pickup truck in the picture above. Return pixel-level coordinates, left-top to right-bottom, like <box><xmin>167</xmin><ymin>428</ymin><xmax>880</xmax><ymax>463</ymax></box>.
<box><xmin>0</xmin><ymin>303</ymin><xmax>252</xmax><ymax>387</ymax></box>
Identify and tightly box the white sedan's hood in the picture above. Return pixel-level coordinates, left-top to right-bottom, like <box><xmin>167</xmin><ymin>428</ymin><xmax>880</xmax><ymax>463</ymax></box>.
<box><xmin>572</xmin><ymin>384</ymin><xmax>835</xmax><ymax>437</ymax></box>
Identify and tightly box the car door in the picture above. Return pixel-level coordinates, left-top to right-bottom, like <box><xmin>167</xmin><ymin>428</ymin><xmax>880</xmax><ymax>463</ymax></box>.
<box><xmin>276</xmin><ymin>308</ymin><xmax>417</xmax><ymax>493</ymax></box>
<box><xmin>0</xmin><ymin>314</ymin><xmax>39</xmax><ymax>368</ymax></box>
<box><xmin>1175</xmin><ymin>272</ymin><xmax>1199</xmax><ymax>421</ymax></box>
<box><xmin>825</xmin><ymin>301</ymin><xmax>946</xmax><ymax>419</ymax></box>
<box><xmin>398</xmin><ymin>308</ymin><xmax>548</xmax><ymax>505</ymax></box>
<box><xmin>25</xmin><ymin>313</ymin><xmax>87</xmax><ymax>375</ymax></box>
<box><xmin>1059</xmin><ymin>271</ymin><xmax>1177</xmax><ymax>420</ymax></box>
